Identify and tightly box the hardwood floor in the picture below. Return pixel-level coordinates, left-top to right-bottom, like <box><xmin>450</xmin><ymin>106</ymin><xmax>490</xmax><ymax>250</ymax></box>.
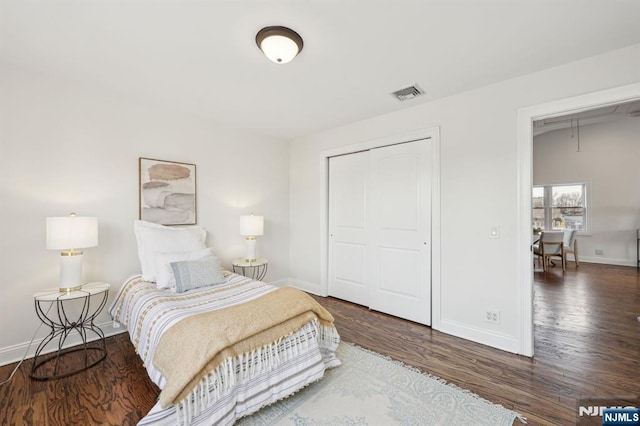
<box><xmin>0</xmin><ymin>332</ymin><xmax>159</xmax><ymax>426</ymax></box>
<box><xmin>317</xmin><ymin>262</ymin><xmax>640</xmax><ymax>425</ymax></box>
<box><xmin>0</xmin><ymin>263</ymin><xmax>638</xmax><ymax>425</ymax></box>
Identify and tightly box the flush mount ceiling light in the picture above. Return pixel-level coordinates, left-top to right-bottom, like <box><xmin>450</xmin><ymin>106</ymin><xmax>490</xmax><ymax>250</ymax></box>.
<box><xmin>255</xmin><ymin>26</ymin><xmax>304</xmax><ymax>64</ymax></box>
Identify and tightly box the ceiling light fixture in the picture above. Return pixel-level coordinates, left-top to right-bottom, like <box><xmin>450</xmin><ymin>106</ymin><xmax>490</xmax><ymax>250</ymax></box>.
<box><xmin>256</xmin><ymin>26</ymin><xmax>303</xmax><ymax>64</ymax></box>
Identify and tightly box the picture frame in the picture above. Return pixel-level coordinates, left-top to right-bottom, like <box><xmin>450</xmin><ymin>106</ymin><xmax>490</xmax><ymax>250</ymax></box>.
<box><xmin>139</xmin><ymin>157</ymin><xmax>197</xmax><ymax>225</ymax></box>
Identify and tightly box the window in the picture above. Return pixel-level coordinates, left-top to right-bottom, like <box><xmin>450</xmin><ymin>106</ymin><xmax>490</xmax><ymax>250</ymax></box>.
<box><xmin>532</xmin><ymin>183</ymin><xmax>586</xmax><ymax>232</ymax></box>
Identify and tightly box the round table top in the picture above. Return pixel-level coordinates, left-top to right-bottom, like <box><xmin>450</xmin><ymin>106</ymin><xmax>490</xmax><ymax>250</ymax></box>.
<box><xmin>232</xmin><ymin>258</ymin><xmax>268</xmax><ymax>267</ymax></box>
<box><xmin>34</xmin><ymin>282</ymin><xmax>110</xmax><ymax>301</ymax></box>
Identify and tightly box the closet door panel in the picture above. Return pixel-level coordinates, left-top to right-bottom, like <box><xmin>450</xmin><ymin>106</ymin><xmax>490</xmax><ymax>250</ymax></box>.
<box><xmin>328</xmin><ymin>152</ymin><xmax>369</xmax><ymax>306</ymax></box>
<box><xmin>368</xmin><ymin>140</ymin><xmax>431</xmax><ymax>325</ymax></box>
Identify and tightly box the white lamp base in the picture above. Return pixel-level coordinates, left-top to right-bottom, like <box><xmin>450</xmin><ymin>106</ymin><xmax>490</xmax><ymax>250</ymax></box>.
<box><xmin>59</xmin><ymin>251</ymin><xmax>84</xmax><ymax>292</ymax></box>
<box><xmin>245</xmin><ymin>237</ymin><xmax>257</xmax><ymax>262</ymax></box>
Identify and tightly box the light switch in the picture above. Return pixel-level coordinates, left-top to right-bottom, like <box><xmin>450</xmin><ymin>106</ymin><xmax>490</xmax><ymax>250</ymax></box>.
<box><xmin>490</xmin><ymin>225</ymin><xmax>500</xmax><ymax>239</ymax></box>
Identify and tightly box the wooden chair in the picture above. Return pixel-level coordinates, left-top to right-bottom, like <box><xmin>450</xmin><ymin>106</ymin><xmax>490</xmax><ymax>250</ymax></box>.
<box><xmin>563</xmin><ymin>230</ymin><xmax>579</xmax><ymax>267</ymax></box>
<box><xmin>532</xmin><ymin>231</ymin><xmax>565</xmax><ymax>272</ymax></box>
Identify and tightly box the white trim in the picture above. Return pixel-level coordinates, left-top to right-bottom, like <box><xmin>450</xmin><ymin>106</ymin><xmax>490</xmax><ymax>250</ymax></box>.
<box><xmin>577</xmin><ymin>257</ymin><xmax>637</xmax><ymax>268</ymax></box>
<box><xmin>267</xmin><ymin>278</ymin><xmax>291</xmax><ymax>288</ymax></box>
<box><xmin>517</xmin><ymin>82</ymin><xmax>640</xmax><ymax>357</ymax></box>
<box><xmin>285</xmin><ymin>278</ymin><xmax>323</xmax><ymax>296</ymax></box>
<box><xmin>319</xmin><ymin>127</ymin><xmax>442</xmax><ymax>329</ymax></box>
<box><xmin>320</xmin><ymin>152</ymin><xmax>330</xmax><ymax>298</ymax></box>
<box><xmin>430</xmin><ymin>128</ymin><xmax>442</xmax><ymax>330</ymax></box>
<box><xmin>439</xmin><ymin>319</ymin><xmax>520</xmax><ymax>354</ymax></box>
<box><xmin>0</xmin><ymin>321</ymin><xmax>126</xmax><ymax>367</ymax></box>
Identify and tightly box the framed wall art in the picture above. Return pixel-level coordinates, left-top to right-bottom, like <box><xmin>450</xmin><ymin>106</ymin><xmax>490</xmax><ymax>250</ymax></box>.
<box><xmin>139</xmin><ymin>157</ymin><xmax>196</xmax><ymax>225</ymax></box>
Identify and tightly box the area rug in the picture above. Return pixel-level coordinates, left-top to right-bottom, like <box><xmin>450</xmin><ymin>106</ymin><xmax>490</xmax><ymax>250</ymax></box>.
<box><xmin>238</xmin><ymin>343</ymin><xmax>525</xmax><ymax>426</ymax></box>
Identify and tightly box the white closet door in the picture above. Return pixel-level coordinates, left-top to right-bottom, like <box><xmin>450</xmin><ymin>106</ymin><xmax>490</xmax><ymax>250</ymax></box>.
<box><xmin>368</xmin><ymin>140</ymin><xmax>431</xmax><ymax>325</ymax></box>
<box><xmin>328</xmin><ymin>151</ymin><xmax>370</xmax><ymax>306</ymax></box>
<box><xmin>328</xmin><ymin>139</ymin><xmax>432</xmax><ymax>325</ymax></box>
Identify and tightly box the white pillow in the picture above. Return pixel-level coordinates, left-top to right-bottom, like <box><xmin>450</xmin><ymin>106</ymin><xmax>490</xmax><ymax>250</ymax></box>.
<box><xmin>155</xmin><ymin>247</ymin><xmax>215</xmax><ymax>289</ymax></box>
<box><xmin>134</xmin><ymin>220</ymin><xmax>207</xmax><ymax>282</ymax></box>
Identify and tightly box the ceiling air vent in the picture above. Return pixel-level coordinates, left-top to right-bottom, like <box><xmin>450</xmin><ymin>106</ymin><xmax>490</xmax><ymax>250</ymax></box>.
<box><xmin>391</xmin><ymin>84</ymin><xmax>424</xmax><ymax>101</ymax></box>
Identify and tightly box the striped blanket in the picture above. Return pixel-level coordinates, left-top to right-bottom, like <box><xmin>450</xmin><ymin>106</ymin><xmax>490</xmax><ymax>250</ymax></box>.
<box><xmin>109</xmin><ymin>272</ymin><xmax>341</xmax><ymax>425</ymax></box>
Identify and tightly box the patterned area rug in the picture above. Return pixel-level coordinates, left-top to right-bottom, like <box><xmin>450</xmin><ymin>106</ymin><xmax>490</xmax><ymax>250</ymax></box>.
<box><xmin>238</xmin><ymin>343</ymin><xmax>525</xmax><ymax>426</ymax></box>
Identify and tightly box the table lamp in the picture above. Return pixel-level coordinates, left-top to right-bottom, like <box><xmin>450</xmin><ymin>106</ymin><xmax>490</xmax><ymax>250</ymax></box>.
<box><xmin>239</xmin><ymin>214</ymin><xmax>263</xmax><ymax>262</ymax></box>
<box><xmin>46</xmin><ymin>213</ymin><xmax>99</xmax><ymax>292</ymax></box>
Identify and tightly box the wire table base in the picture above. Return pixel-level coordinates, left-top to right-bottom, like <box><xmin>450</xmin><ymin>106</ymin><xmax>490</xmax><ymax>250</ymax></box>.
<box><xmin>30</xmin><ymin>284</ymin><xmax>109</xmax><ymax>380</ymax></box>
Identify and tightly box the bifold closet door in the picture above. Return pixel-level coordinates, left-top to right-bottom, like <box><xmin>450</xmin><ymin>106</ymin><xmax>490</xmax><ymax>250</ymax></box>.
<box><xmin>328</xmin><ymin>139</ymin><xmax>431</xmax><ymax>325</ymax></box>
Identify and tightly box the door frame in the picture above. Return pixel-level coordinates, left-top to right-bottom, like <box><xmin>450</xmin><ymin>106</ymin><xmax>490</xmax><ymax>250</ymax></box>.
<box><xmin>319</xmin><ymin>127</ymin><xmax>442</xmax><ymax>329</ymax></box>
<box><xmin>516</xmin><ymin>82</ymin><xmax>640</xmax><ymax>356</ymax></box>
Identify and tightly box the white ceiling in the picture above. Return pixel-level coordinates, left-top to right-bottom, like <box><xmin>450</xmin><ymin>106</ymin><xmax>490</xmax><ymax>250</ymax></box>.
<box><xmin>2</xmin><ymin>1</ymin><xmax>640</xmax><ymax>140</ymax></box>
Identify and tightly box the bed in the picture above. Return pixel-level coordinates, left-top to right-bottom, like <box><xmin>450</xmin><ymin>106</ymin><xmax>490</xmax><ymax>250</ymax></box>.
<box><xmin>109</xmin><ymin>221</ymin><xmax>341</xmax><ymax>425</ymax></box>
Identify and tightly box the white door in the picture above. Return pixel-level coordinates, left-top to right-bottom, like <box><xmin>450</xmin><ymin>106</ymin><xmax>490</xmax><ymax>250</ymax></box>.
<box><xmin>328</xmin><ymin>139</ymin><xmax>432</xmax><ymax>325</ymax></box>
<box><xmin>328</xmin><ymin>151</ymin><xmax>370</xmax><ymax>306</ymax></box>
<box><xmin>368</xmin><ymin>140</ymin><xmax>431</xmax><ymax>325</ymax></box>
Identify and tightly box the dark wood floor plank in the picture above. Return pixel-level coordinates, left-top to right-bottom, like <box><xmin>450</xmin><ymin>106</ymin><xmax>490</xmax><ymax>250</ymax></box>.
<box><xmin>0</xmin><ymin>262</ymin><xmax>637</xmax><ymax>425</ymax></box>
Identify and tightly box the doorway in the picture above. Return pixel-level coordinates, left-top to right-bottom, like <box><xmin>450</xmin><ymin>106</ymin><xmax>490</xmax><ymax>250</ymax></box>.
<box><xmin>516</xmin><ymin>82</ymin><xmax>640</xmax><ymax>356</ymax></box>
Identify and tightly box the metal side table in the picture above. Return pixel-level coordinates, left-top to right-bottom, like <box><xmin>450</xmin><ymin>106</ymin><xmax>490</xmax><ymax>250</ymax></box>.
<box><xmin>232</xmin><ymin>258</ymin><xmax>268</xmax><ymax>281</ymax></box>
<box><xmin>30</xmin><ymin>282</ymin><xmax>109</xmax><ymax>380</ymax></box>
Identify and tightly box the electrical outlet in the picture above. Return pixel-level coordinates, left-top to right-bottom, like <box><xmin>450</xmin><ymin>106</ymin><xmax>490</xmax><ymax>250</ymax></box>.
<box><xmin>595</xmin><ymin>249</ymin><xmax>604</xmax><ymax>256</ymax></box>
<box><xmin>485</xmin><ymin>310</ymin><xmax>500</xmax><ymax>324</ymax></box>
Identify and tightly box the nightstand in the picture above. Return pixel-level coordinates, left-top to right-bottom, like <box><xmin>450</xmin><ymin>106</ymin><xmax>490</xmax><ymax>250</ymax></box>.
<box><xmin>30</xmin><ymin>282</ymin><xmax>109</xmax><ymax>380</ymax></box>
<box><xmin>232</xmin><ymin>258</ymin><xmax>268</xmax><ymax>281</ymax></box>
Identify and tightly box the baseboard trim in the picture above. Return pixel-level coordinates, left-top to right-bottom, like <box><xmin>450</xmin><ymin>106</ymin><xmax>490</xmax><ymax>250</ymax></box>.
<box><xmin>283</xmin><ymin>278</ymin><xmax>324</xmax><ymax>296</ymax></box>
<box><xmin>0</xmin><ymin>321</ymin><xmax>127</xmax><ymax>367</ymax></box>
<box><xmin>439</xmin><ymin>319</ymin><xmax>520</xmax><ymax>354</ymax></box>
<box><xmin>267</xmin><ymin>278</ymin><xmax>290</xmax><ymax>288</ymax></box>
<box><xmin>577</xmin><ymin>257</ymin><xmax>637</xmax><ymax>267</ymax></box>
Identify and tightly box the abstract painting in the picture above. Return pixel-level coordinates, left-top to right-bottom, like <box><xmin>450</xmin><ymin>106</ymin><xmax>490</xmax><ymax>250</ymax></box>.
<box><xmin>139</xmin><ymin>158</ymin><xmax>196</xmax><ymax>225</ymax></box>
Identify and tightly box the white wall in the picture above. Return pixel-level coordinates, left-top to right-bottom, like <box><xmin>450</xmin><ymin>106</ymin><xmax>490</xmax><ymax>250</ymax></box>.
<box><xmin>288</xmin><ymin>44</ymin><xmax>640</xmax><ymax>353</ymax></box>
<box><xmin>0</xmin><ymin>63</ymin><xmax>290</xmax><ymax>365</ymax></box>
<box><xmin>534</xmin><ymin>118</ymin><xmax>640</xmax><ymax>266</ymax></box>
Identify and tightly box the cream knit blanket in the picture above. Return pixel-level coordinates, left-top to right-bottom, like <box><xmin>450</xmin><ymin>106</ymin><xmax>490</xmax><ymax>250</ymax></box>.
<box><xmin>153</xmin><ymin>286</ymin><xmax>336</xmax><ymax>408</ymax></box>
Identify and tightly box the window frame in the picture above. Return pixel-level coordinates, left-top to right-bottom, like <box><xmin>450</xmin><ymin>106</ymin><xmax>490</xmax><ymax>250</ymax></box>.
<box><xmin>532</xmin><ymin>182</ymin><xmax>588</xmax><ymax>233</ymax></box>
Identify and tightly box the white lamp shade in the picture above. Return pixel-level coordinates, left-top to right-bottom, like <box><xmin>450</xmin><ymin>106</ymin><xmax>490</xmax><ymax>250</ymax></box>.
<box><xmin>47</xmin><ymin>216</ymin><xmax>99</xmax><ymax>250</ymax></box>
<box><xmin>239</xmin><ymin>215</ymin><xmax>264</xmax><ymax>237</ymax></box>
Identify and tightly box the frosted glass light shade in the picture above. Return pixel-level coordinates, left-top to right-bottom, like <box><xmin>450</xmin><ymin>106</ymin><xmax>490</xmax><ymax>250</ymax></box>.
<box><xmin>239</xmin><ymin>215</ymin><xmax>264</xmax><ymax>237</ymax></box>
<box><xmin>260</xmin><ymin>36</ymin><xmax>298</xmax><ymax>63</ymax></box>
<box><xmin>256</xmin><ymin>26</ymin><xmax>303</xmax><ymax>64</ymax></box>
<box><xmin>47</xmin><ymin>216</ymin><xmax>98</xmax><ymax>249</ymax></box>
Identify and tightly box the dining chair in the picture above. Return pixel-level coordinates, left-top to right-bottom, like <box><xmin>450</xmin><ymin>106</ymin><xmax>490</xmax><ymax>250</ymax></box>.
<box><xmin>532</xmin><ymin>231</ymin><xmax>565</xmax><ymax>272</ymax></box>
<box><xmin>563</xmin><ymin>230</ymin><xmax>579</xmax><ymax>267</ymax></box>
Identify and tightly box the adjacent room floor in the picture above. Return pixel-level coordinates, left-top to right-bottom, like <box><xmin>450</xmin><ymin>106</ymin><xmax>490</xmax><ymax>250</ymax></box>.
<box><xmin>0</xmin><ymin>262</ymin><xmax>638</xmax><ymax>425</ymax></box>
